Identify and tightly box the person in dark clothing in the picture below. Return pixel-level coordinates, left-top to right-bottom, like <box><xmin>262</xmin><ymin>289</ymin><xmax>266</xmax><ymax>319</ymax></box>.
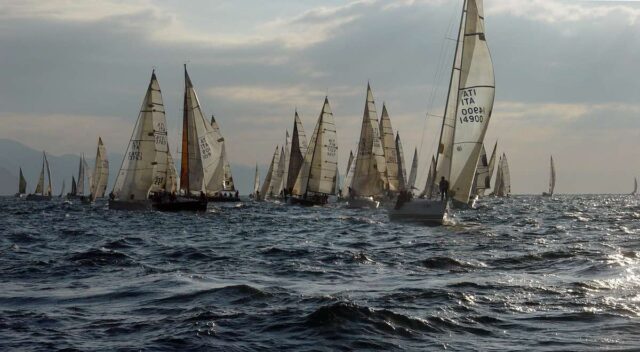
<box><xmin>439</xmin><ymin>177</ymin><xmax>449</xmax><ymax>201</ymax></box>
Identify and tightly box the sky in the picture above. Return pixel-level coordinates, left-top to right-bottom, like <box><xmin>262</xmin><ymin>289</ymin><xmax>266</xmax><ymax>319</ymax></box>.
<box><xmin>1</xmin><ymin>0</ymin><xmax>639</xmax><ymax>194</ymax></box>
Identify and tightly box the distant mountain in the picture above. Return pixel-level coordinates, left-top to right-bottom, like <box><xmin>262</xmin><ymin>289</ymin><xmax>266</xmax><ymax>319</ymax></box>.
<box><xmin>0</xmin><ymin>139</ymin><xmax>262</xmax><ymax>195</ymax></box>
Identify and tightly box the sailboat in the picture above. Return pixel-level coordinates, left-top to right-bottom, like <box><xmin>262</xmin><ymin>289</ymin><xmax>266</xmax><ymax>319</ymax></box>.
<box><xmin>339</xmin><ymin>150</ymin><xmax>355</xmax><ymax>200</ymax></box>
<box><xmin>67</xmin><ymin>154</ymin><xmax>92</xmax><ymax>201</ymax></box>
<box><xmin>110</xmin><ymin>70</ymin><xmax>206</xmax><ymax>211</ymax></box>
<box><xmin>286</xmin><ymin>110</ymin><xmax>308</xmax><ymax>197</ymax></box>
<box><xmin>58</xmin><ymin>180</ymin><xmax>66</xmax><ymax>198</ymax></box>
<box><xmin>346</xmin><ymin>84</ymin><xmax>387</xmax><ymax>209</ymax></box>
<box><xmin>26</xmin><ymin>151</ymin><xmax>53</xmax><ymax>201</ymax></box>
<box><xmin>473</xmin><ymin>144</ymin><xmax>490</xmax><ymax>198</ymax></box>
<box><xmin>396</xmin><ymin>133</ymin><xmax>408</xmax><ymax>191</ymax></box>
<box><xmin>88</xmin><ymin>137</ymin><xmax>109</xmax><ymax>202</ymax></box>
<box><xmin>250</xmin><ymin>163</ymin><xmax>260</xmax><ymax>199</ymax></box>
<box><xmin>492</xmin><ymin>153</ymin><xmax>511</xmax><ymax>197</ymax></box>
<box><xmin>15</xmin><ymin>167</ymin><xmax>27</xmax><ymax>197</ymax></box>
<box><xmin>289</xmin><ymin>97</ymin><xmax>339</xmax><ymax>206</ymax></box>
<box><xmin>542</xmin><ymin>155</ymin><xmax>555</xmax><ymax>197</ymax></box>
<box><xmin>208</xmin><ymin>115</ymin><xmax>240</xmax><ymax>201</ymax></box>
<box><xmin>631</xmin><ymin>178</ymin><xmax>637</xmax><ymax>196</ymax></box>
<box><xmin>408</xmin><ymin>148</ymin><xmax>418</xmax><ymax>192</ymax></box>
<box><xmin>260</xmin><ymin>146</ymin><xmax>280</xmax><ymax>200</ymax></box>
<box><xmin>391</xmin><ymin>0</ymin><xmax>495</xmax><ymax>223</ymax></box>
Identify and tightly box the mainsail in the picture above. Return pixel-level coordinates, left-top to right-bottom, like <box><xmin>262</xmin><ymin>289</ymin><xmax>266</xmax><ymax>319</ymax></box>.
<box><xmin>90</xmin><ymin>137</ymin><xmax>109</xmax><ymax>201</ymax></box>
<box><xmin>292</xmin><ymin>97</ymin><xmax>338</xmax><ymax>197</ymax></box>
<box><xmin>273</xmin><ymin>146</ymin><xmax>286</xmax><ymax>196</ymax></box>
<box><xmin>111</xmin><ymin>70</ymin><xmax>169</xmax><ymax>200</ymax></box>
<box><xmin>252</xmin><ymin>163</ymin><xmax>260</xmax><ymax>196</ymax></box>
<box><xmin>179</xmin><ymin>65</ymin><xmax>223</xmax><ymax>196</ymax></box>
<box><xmin>350</xmin><ymin>84</ymin><xmax>387</xmax><ymax>196</ymax></box>
<box><xmin>45</xmin><ymin>153</ymin><xmax>52</xmax><ymax>196</ymax></box>
<box><xmin>395</xmin><ymin>133</ymin><xmax>407</xmax><ymax>191</ymax></box>
<box><xmin>494</xmin><ymin>153</ymin><xmax>511</xmax><ymax>197</ymax></box>
<box><xmin>633</xmin><ymin>178</ymin><xmax>638</xmax><ymax>196</ymax></box>
<box><xmin>280</xmin><ymin>131</ymin><xmax>291</xmax><ymax>194</ymax></box>
<box><xmin>166</xmin><ymin>149</ymin><xmax>178</xmax><ymax>194</ymax></box>
<box><xmin>379</xmin><ymin>104</ymin><xmax>399</xmax><ymax>192</ymax></box>
<box><xmin>76</xmin><ymin>155</ymin><xmax>86</xmax><ymax>196</ymax></box>
<box><xmin>408</xmin><ymin>148</ymin><xmax>418</xmax><ymax>190</ymax></box>
<box><xmin>34</xmin><ymin>151</ymin><xmax>52</xmax><ymax>196</ymax></box>
<box><xmin>18</xmin><ymin>168</ymin><xmax>27</xmax><ymax>194</ymax></box>
<box><xmin>287</xmin><ymin>111</ymin><xmax>307</xmax><ymax>191</ymax></box>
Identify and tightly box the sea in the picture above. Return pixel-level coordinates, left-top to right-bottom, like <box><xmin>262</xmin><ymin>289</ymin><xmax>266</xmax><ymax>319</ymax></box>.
<box><xmin>1</xmin><ymin>195</ymin><xmax>639</xmax><ymax>351</ymax></box>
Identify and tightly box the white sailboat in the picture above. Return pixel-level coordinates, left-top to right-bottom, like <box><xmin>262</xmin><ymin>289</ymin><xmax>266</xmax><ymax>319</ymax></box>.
<box><xmin>208</xmin><ymin>115</ymin><xmax>239</xmax><ymax>201</ymax></box>
<box><xmin>27</xmin><ymin>151</ymin><xmax>53</xmax><ymax>201</ymax></box>
<box><xmin>290</xmin><ymin>97</ymin><xmax>339</xmax><ymax>206</ymax></box>
<box><xmin>542</xmin><ymin>155</ymin><xmax>555</xmax><ymax>197</ymax></box>
<box><xmin>391</xmin><ymin>0</ymin><xmax>495</xmax><ymax>223</ymax></box>
<box><xmin>286</xmin><ymin>111</ymin><xmax>308</xmax><ymax>195</ymax></box>
<box><xmin>347</xmin><ymin>84</ymin><xmax>387</xmax><ymax>209</ymax></box>
<box><xmin>380</xmin><ymin>104</ymin><xmax>400</xmax><ymax>193</ymax></box>
<box><xmin>260</xmin><ymin>146</ymin><xmax>280</xmax><ymax>200</ymax></box>
<box><xmin>396</xmin><ymin>133</ymin><xmax>408</xmax><ymax>191</ymax></box>
<box><xmin>15</xmin><ymin>167</ymin><xmax>27</xmax><ymax>197</ymax></box>
<box><xmin>408</xmin><ymin>147</ymin><xmax>418</xmax><ymax>191</ymax></box>
<box><xmin>88</xmin><ymin>137</ymin><xmax>109</xmax><ymax>202</ymax></box>
<box><xmin>473</xmin><ymin>144</ymin><xmax>490</xmax><ymax>197</ymax></box>
<box><xmin>493</xmin><ymin>153</ymin><xmax>511</xmax><ymax>197</ymax></box>
<box><xmin>631</xmin><ymin>177</ymin><xmax>637</xmax><ymax>196</ymax></box>
<box><xmin>250</xmin><ymin>163</ymin><xmax>260</xmax><ymax>199</ymax></box>
<box><xmin>179</xmin><ymin>65</ymin><xmax>223</xmax><ymax>204</ymax></box>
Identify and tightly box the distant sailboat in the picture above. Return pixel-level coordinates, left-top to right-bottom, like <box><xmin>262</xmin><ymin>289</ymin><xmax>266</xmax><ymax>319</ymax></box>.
<box><xmin>68</xmin><ymin>154</ymin><xmax>91</xmax><ymax>200</ymax></box>
<box><xmin>473</xmin><ymin>144</ymin><xmax>490</xmax><ymax>197</ymax></box>
<box><xmin>379</xmin><ymin>104</ymin><xmax>400</xmax><ymax>193</ymax></box>
<box><xmin>250</xmin><ymin>163</ymin><xmax>260</xmax><ymax>199</ymax></box>
<box><xmin>290</xmin><ymin>97</ymin><xmax>339</xmax><ymax>206</ymax></box>
<box><xmin>542</xmin><ymin>155</ymin><xmax>555</xmax><ymax>197</ymax></box>
<box><xmin>341</xmin><ymin>150</ymin><xmax>355</xmax><ymax>199</ymax></box>
<box><xmin>493</xmin><ymin>153</ymin><xmax>511</xmax><ymax>197</ymax></box>
<box><xmin>286</xmin><ymin>110</ymin><xmax>308</xmax><ymax>195</ymax></box>
<box><xmin>110</xmin><ymin>70</ymin><xmax>205</xmax><ymax>211</ymax></box>
<box><xmin>631</xmin><ymin>177</ymin><xmax>638</xmax><ymax>196</ymax></box>
<box><xmin>396</xmin><ymin>133</ymin><xmax>408</xmax><ymax>191</ymax></box>
<box><xmin>26</xmin><ymin>151</ymin><xmax>53</xmax><ymax>201</ymax></box>
<box><xmin>208</xmin><ymin>115</ymin><xmax>239</xmax><ymax>201</ymax></box>
<box><xmin>347</xmin><ymin>84</ymin><xmax>387</xmax><ymax>209</ymax></box>
<box><xmin>407</xmin><ymin>147</ymin><xmax>418</xmax><ymax>191</ymax></box>
<box><xmin>15</xmin><ymin>167</ymin><xmax>27</xmax><ymax>197</ymax></box>
<box><xmin>391</xmin><ymin>0</ymin><xmax>495</xmax><ymax>223</ymax></box>
<box><xmin>88</xmin><ymin>137</ymin><xmax>109</xmax><ymax>202</ymax></box>
<box><xmin>260</xmin><ymin>146</ymin><xmax>280</xmax><ymax>200</ymax></box>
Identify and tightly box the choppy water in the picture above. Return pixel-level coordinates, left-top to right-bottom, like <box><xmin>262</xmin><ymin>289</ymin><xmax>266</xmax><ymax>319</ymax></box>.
<box><xmin>1</xmin><ymin>195</ymin><xmax>639</xmax><ymax>351</ymax></box>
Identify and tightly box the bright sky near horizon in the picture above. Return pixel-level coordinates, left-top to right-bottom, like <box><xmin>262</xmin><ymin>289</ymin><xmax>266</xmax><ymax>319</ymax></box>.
<box><xmin>1</xmin><ymin>0</ymin><xmax>639</xmax><ymax>194</ymax></box>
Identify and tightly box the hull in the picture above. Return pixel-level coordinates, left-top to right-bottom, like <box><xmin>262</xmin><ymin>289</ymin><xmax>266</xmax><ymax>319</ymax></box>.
<box><xmin>542</xmin><ymin>192</ymin><xmax>552</xmax><ymax>197</ymax></box>
<box><xmin>389</xmin><ymin>199</ymin><xmax>447</xmax><ymax>225</ymax></box>
<box><xmin>14</xmin><ymin>193</ymin><xmax>25</xmax><ymax>198</ymax></box>
<box><xmin>25</xmin><ymin>194</ymin><xmax>52</xmax><ymax>201</ymax></box>
<box><xmin>346</xmin><ymin>196</ymin><xmax>380</xmax><ymax>209</ymax></box>
<box><xmin>108</xmin><ymin>199</ymin><xmax>153</xmax><ymax>211</ymax></box>
<box><xmin>289</xmin><ymin>196</ymin><xmax>327</xmax><ymax>207</ymax></box>
<box><xmin>207</xmin><ymin>195</ymin><xmax>241</xmax><ymax>203</ymax></box>
<box><xmin>152</xmin><ymin>197</ymin><xmax>208</xmax><ymax>212</ymax></box>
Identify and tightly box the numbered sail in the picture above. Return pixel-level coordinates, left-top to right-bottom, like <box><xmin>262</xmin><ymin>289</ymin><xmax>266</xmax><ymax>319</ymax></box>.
<box><xmin>112</xmin><ymin>70</ymin><xmax>169</xmax><ymax>200</ymax></box>
<box><xmin>180</xmin><ymin>66</ymin><xmax>223</xmax><ymax>195</ymax></box>
<box><xmin>395</xmin><ymin>133</ymin><xmax>407</xmax><ymax>191</ymax></box>
<box><xmin>90</xmin><ymin>137</ymin><xmax>110</xmax><ymax>201</ymax></box>
<box><xmin>292</xmin><ymin>97</ymin><xmax>338</xmax><ymax>196</ymax></box>
<box><xmin>449</xmin><ymin>0</ymin><xmax>495</xmax><ymax>204</ymax></box>
<box><xmin>350</xmin><ymin>84</ymin><xmax>387</xmax><ymax>196</ymax></box>
<box><xmin>18</xmin><ymin>168</ymin><xmax>27</xmax><ymax>194</ymax></box>
<box><xmin>379</xmin><ymin>104</ymin><xmax>399</xmax><ymax>192</ymax></box>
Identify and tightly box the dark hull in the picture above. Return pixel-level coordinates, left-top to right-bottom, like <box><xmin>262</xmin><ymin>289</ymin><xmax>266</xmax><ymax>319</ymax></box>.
<box><xmin>207</xmin><ymin>196</ymin><xmax>241</xmax><ymax>203</ymax></box>
<box><xmin>25</xmin><ymin>194</ymin><xmax>52</xmax><ymax>201</ymax></box>
<box><xmin>289</xmin><ymin>196</ymin><xmax>326</xmax><ymax>207</ymax></box>
<box><xmin>152</xmin><ymin>198</ymin><xmax>207</xmax><ymax>212</ymax></box>
<box><xmin>542</xmin><ymin>192</ymin><xmax>552</xmax><ymax>197</ymax></box>
<box><xmin>109</xmin><ymin>200</ymin><xmax>152</xmax><ymax>211</ymax></box>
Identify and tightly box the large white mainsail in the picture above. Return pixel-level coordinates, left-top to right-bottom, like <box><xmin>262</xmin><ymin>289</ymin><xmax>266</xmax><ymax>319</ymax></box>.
<box><xmin>112</xmin><ymin>70</ymin><xmax>169</xmax><ymax>201</ymax></box>
<box><xmin>350</xmin><ymin>84</ymin><xmax>387</xmax><ymax>197</ymax></box>
<box><xmin>292</xmin><ymin>97</ymin><xmax>338</xmax><ymax>197</ymax></box>
<box><xmin>379</xmin><ymin>104</ymin><xmax>399</xmax><ymax>192</ymax></box>
<box><xmin>89</xmin><ymin>137</ymin><xmax>109</xmax><ymax>201</ymax></box>
<box><xmin>408</xmin><ymin>147</ymin><xmax>418</xmax><ymax>190</ymax></box>
<box><xmin>448</xmin><ymin>0</ymin><xmax>495</xmax><ymax>204</ymax></box>
<box><xmin>287</xmin><ymin>111</ymin><xmax>307</xmax><ymax>191</ymax></box>
<box><xmin>260</xmin><ymin>146</ymin><xmax>280</xmax><ymax>198</ymax></box>
<box><xmin>179</xmin><ymin>65</ymin><xmax>223</xmax><ymax>196</ymax></box>
<box><xmin>395</xmin><ymin>133</ymin><xmax>407</xmax><ymax>191</ymax></box>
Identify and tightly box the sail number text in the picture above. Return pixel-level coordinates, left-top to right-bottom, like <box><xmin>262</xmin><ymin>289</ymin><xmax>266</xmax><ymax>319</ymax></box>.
<box><xmin>458</xmin><ymin>88</ymin><xmax>486</xmax><ymax>124</ymax></box>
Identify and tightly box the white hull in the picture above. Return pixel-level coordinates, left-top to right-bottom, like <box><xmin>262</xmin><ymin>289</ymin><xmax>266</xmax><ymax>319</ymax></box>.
<box><xmin>389</xmin><ymin>199</ymin><xmax>447</xmax><ymax>224</ymax></box>
<box><xmin>346</xmin><ymin>196</ymin><xmax>380</xmax><ymax>209</ymax></box>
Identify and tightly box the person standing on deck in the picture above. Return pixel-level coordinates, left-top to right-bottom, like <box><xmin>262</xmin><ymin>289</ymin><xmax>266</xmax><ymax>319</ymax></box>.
<box><xmin>439</xmin><ymin>177</ymin><xmax>449</xmax><ymax>201</ymax></box>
